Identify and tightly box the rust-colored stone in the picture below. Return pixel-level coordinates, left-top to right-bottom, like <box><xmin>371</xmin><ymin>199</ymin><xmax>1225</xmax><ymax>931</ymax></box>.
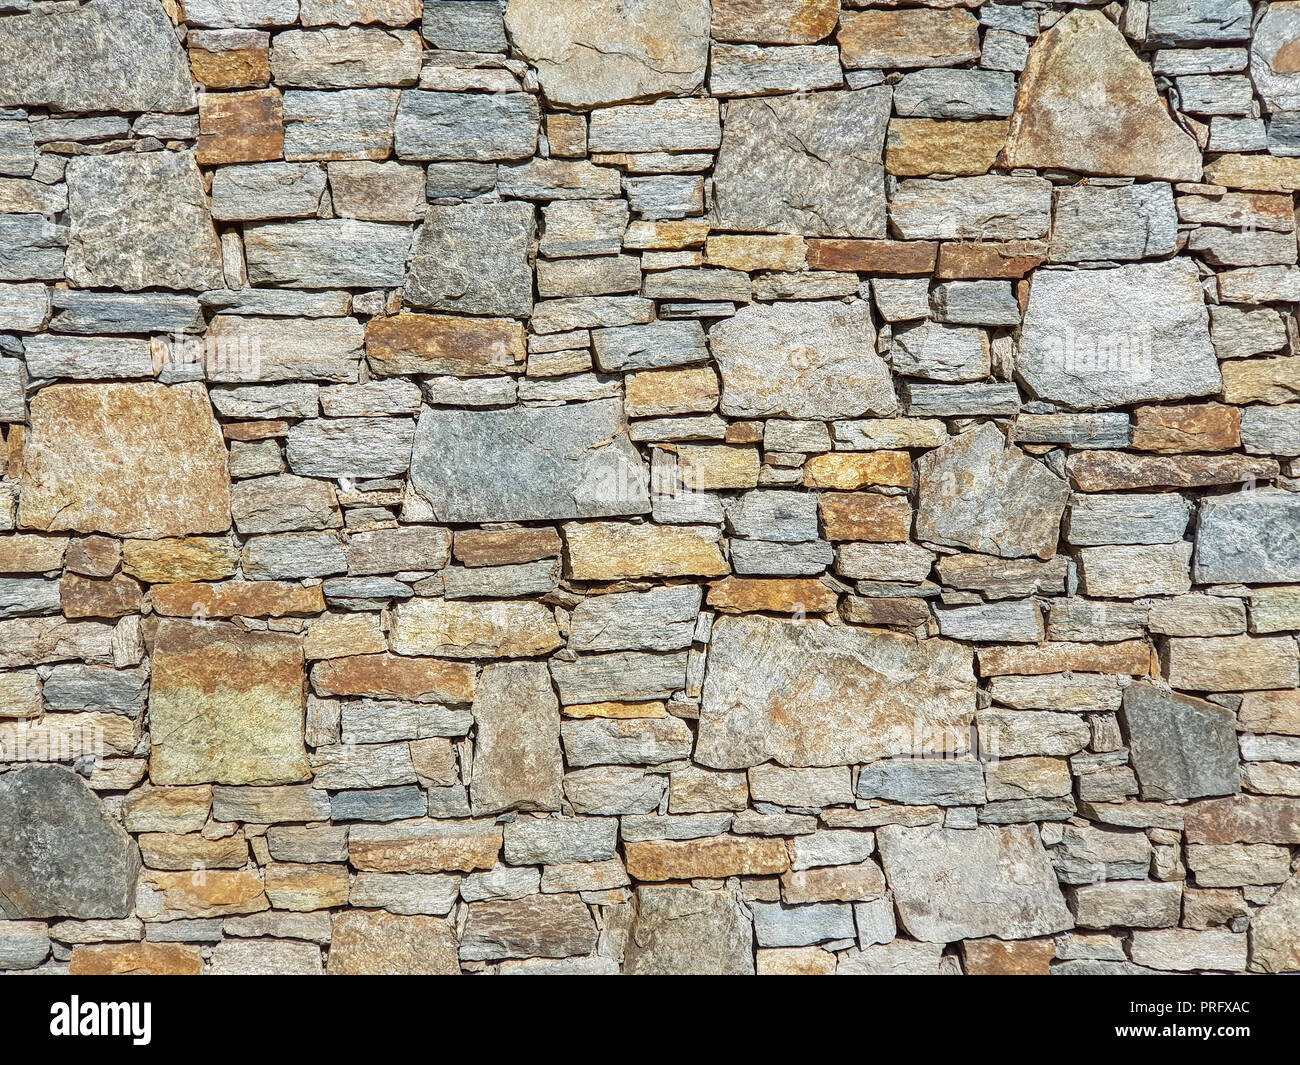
<box><xmin>625</xmin><ymin>836</ymin><xmax>790</xmax><ymax>880</ymax></box>
<box><xmin>819</xmin><ymin>493</ymin><xmax>911</xmax><ymax>542</ymax></box>
<box><xmin>150</xmin><ymin>579</ymin><xmax>325</xmax><ymax>618</ymax></box>
<box><xmin>806</xmin><ymin>239</ymin><xmax>937</xmax><ymax>275</ymax></box>
<box><xmin>1184</xmin><ymin>796</ymin><xmax>1300</xmax><ymax>845</ymax></box>
<box><xmin>1131</xmin><ymin>403</ymin><xmax>1242</xmax><ymax>453</ymax></box>
<box><xmin>452</xmin><ymin>526</ymin><xmax>563</xmax><ymax>567</ymax></box>
<box><xmin>707</xmin><ymin>577</ymin><xmax>838</xmax><ymax>615</ymax></box>
<box><xmin>310</xmin><ymin>653</ymin><xmax>477</xmax><ymax>703</ymax></box>
<box><xmin>804</xmin><ymin>451</ymin><xmax>912</xmax><ymax>490</ymax></box>
<box><xmin>69</xmin><ymin>942</ymin><xmax>202</xmax><ymax>976</ymax></box>
<box><xmin>60</xmin><ymin>573</ymin><xmax>143</xmax><ymax>618</ymax></box>
<box><xmin>936</xmin><ymin>240</ymin><xmax>1048</xmax><ymax>280</ymax></box>
<box><xmin>1067</xmin><ymin>451</ymin><xmax>1279</xmax><ymax>491</ymax></box>
<box><xmin>962</xmin><ymin>937</ymin><xmax>1056</xmax><ymax>975</ymax></box>
<box><xmin>711</xmin><ymin>0</ymin><xmax>839</xmax><ymax>44</ymax></box>
<box><xmin>366</xmin><ymin>314</ymin><xmax>526</xmax><ymax>376</ymax></box>
<box><xmin>196</xmin><ymin>89</ymin><xmax>284</xmax><ymax>165</ymax></box>
<box><xmin>839</xmin><ymin>595</ymin><xmax>931</xmax><ymax>629</ymax></box>
<box><xmin>137</xmin><ymin>869</ymin><xmax>269</xmax><ymax>919</ymax></box>
<box><xmin>886</xmin><ymin>119</ymin><xmax>1009</xmax><ymax>178</ymax></box>
<box><xmin>189</xmin><ymin>30</ymin><xmax>271</xmax><ymax>90</ymax></box>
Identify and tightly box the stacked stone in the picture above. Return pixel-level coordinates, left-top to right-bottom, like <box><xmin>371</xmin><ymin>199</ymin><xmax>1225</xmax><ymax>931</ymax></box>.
<box><xmin>0</xmin><ymin>0</ymin><xmax>1298</xmax><ymax>976</ymax></box>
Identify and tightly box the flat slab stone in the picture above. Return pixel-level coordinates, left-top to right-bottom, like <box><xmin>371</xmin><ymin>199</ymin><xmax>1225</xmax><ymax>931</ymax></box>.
<box><xmin>697</xmin><ymin>615</ymin><xmax>977</xmax><ymax>769</ymax></box>
<box><xmin>0</xmin><ymin>765</ymin><xmax>140</xmax><ymax>919</ymax></box>
<box><xmin>711</xmin><ymin>89</ymin><xmax>891</xmax><ymax>238</ymax></box>
<box><xmin>405</xmin><ymin>203</ymin><xmax>534</xmax><ymax>317</ymax></box>
<box><xmin>409</xmin><ymin>398</ymin><xmax>650</xmax><ymax>522</ymax></box>
<box><xmin>20</xmin><ymin>383</ymin><xmax>231</xmax><ymax>539</ymax></box>
<box><xmin>623</xmin><ymin>885</ymin><xmax>755</xmax><ymax>975</ymax></box>
<box><xmin>877</xmin><ymin>823</ymin><xmax>1072</xmax><ymax>942</ymax></box>
<box><xmin>1017</xmin><ymin>260</ymin><xmax>1221</xmax><ymax>410</ymax></box>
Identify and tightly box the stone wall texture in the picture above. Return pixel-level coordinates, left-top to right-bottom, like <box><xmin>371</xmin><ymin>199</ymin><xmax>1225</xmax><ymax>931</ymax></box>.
<box><xmin>0</xmin><ymin>0</ymin><xmax>1298</xmax><ymax>977</ymax></box>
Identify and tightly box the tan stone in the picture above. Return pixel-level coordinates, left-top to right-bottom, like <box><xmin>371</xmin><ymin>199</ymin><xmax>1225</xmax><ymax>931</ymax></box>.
<box><xmin>1220</xmin><ymin>358</ymin><xmax>1300</xmax><ymax>405</ymax></box>
<box><xmin>59</xmin><ymin>573</ymin><xmax>142</xmax><ymax>618</ymax></box>
<box><xmin>150</xmin><ymin>580</ymin><xmax>325</xmax><ymax>618</ymax></box>
<box><xmin>1185</xmin><ymin>796</ymin><xmax>1300</xmax><ymax>845</ymax></box>
<box><xmin>303</xmin><ymin>612</ymin><xmax>385</xmax><ymax>660</ymax></box>
<box><xmin>545</xmin><ymin>113</ymin><xmax>586</xmax><ymax>158</ymax></box>
<box><xmin>121</xmin><ymin>537</ymin><xmax>241</xmax><ymax>583</ymax></box>
<box><xmin>563</xmin><ymin>700</ymin><xmax>667</xmax><ymax>719</ymax></box>
<box><xmin>328</xmin><ymin>910</ymin><xmax>460</xmax><ymax>974</ymax></box>
<box><xmin>1163</xmin><ymin>636</ymin><xmax>1299</xmax><ymax>692</ymax></box>
<box><xmin>977</xmin><ymin>640</ymin><xmax>1153</xmax><ymax>677</ymax></box>
<box><xmin>781</xmin><ymin>862</ymin><xmax>886</xmax><ymax>904</ymax></box>
<box><xmin>20</xmin><ymin>383</ymin><xmax>231</xmax><ymax>538</ymax></box>
<box><xmin>310</xmin><ymin>653</ymin><xmax>477</xmax><ymax>703</ymax></box>
<box><xmin>839</xmin><ymin>8</ymin><xmax>980</xmax><ymax>69</ymax></box>
<box><xmin>122</xmin><ymin>785</ymin><xmax>213</xmax><ymax>834</ymax></box>
<box><xmin>348</xmin><ymin>820</ymin><xmax>502</xmax><ymax>873</ymax></box>
<box><xmin>1239</xmin><ymin>690</ymin><xmax>1300</xmax><ymax>736</ymax></box>
<box><xmin>138</xmin><ymin>832</ymin><xmax>248</xmax><ymax>870</ymax></box>
<box><xmin>1067</xmin><ymin>451</ymin><xmax>1279</xmax><ymax>491</ymax></box>
<box><xmin>148</xmin><ymin>619</ymin><xmax>311</xmax><ymax>786</ymax></box>
<box><xmin>886</xmin><ymin>119</ymin><xmax>1009</xmax><ymax>178</ymax></box>
<box><xmin>189</xmin><ymin>29</ymin><xmax>271</xmax><ymax>90</ymax></box>
<box><xmin>366</xmin><ymin>314</ymin><xmax>526</xmax><ymax>376</ymax></box>
<box><xmin>677</xmin><ymin>444</ymin><xmax>760</xmax><ymax>490</ymax></box>
<box><xmin>2</xmin><ymin>712</ymin><xmax>138</xmax><ymax>759</ymax></box>
<box><xmin>840</xmin><ymin>595</ymin><xmax>931</xmax><ymax>629</ymax></box>
<box><xmin>707</xmin><ymin>577</ymin><xmax>837</xmax><ymax>615</ymax></box>
<box><xmin>69</xmin><ymin>942</ymin><xmax>202</xmax><ymax>976</ymax></box>
<box><xmin>1204</xmin><ymin>154</ymin><xmax>1300</xmax><ymax>193</ymax></box>
<box><xmin>263</xmin><ymin>862</ymin><xmax>350</xmax><ymax>911</ymax></box>
<box><xmin>962</xmin><ymin>938</ymin><xmax>1055</xmax><ymax>975</ymax></box>
<box><xmin>625</xmin><ymin>367</ymin><xmax>719</xmax><ymax>417</ymax></box>
<box><xmin>452</xmin><ymin>526</ymin><xmax>563</xmax><ymax>567</ymax></box>
<box><xmin>0</xmin><ymin>534</ymin><xmax>67</xmax><ymax>573</ymax></box>
<box><xmin>803</xmin><ymin>451</ymin><xmax>912</xmax><ymax>490</ymax></box>
<box><xmin>137</xmin><ymin>869</ymin><xmax>269</xmax><ymax>919</ymax></box>
<box><xmin>711</xmin><ymin>0</ymin><xmax>838</xmax><ymax>44</ymax></box>
<box><xmin>622</xmin><ymin>220</ymin><xmax>710</xmax><ymax>250</ymax></box>
<box><xmin>390</xmin><ymin>598</ymin><xmax>562</xmax><ymax>658</ymax></box>
<box><xmin>196</xmin><ymin>89</ymin><xmax>284</xmax><ymax>165</ymax></box>
<box><xmin>806</xmin><ymin>239</ymin><xmax>937</xmax><ymax>275</ymax></box>
<box><xmin>936</xmin><ymin>240</ymin><xmax>1048</xmax><ymax>280</ymax></box>
<box><xmin>0</xmin><ymin>670</ymin><xmax>41</xmax><ymax>718</ymax></box>
<box><xmin>704</xmin><ymin>234</ymin><xmax>805</xmax><ymax>272</ymax></box>
<box><xmin>1131</xmin><ymin>403</ymin><xmax>1241</xmax><ymax>453</ymax></box>
<box><xmin>625</xmin><ymin>836</ymin><xmax>790</xmax><ymax>880</ymax></box>
<box><xmin>562</xmin><ymin>521</ymin><xmax>729</xmax><ymax>580</ymax></box>
<box><xmin>819</xmin><ymin>493</ymin><xmax>911</xmax><ymax>542</ymax></box>
<box><xmin>756</xmin><ymin>945</ymin><xmax>836</xmax><ymax>975</ymax></box>
<box><xmin>64</xmin><ymin>535</ymin><xmax>120</xmax><ymax>578</ymax></box>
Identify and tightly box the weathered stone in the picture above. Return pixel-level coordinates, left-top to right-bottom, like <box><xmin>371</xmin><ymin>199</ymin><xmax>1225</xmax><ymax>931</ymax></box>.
<box><xmin>1002</xmin><ymin>10</ymin><xmax>1202</xmax><ymax>181</ymax></box>
<box><xmin>962</xmin><ymin>938</ymin><xmax>1055</xmax><ymax>976</ymax></box>
<box><xmin>460</xmin><ymin>893</ymin><xmax>597</xmax><ymax>961</ymax></box>
<box><xmin>625</xmin><ymin>835</ymin><xmax>788</xmax><ymax>880</ymax></box>
<box><xmin>893</xmin><ymin>69</ymin><xmax>1017</xmax><ymax>121</ymax></box>
<box><xmin>885</xmin><ymin>119</ymin><xmax>1008</xmax><ymax>178</ymax></box>
<box><xmin>1068</xmin><ymin>451</ymin><xmax>1278</xmax><ymax>492</ymax></box>
<box><xmin>1195</xmin><ymin>489</ymin><xmax>1300</xmax><ymax>584</ymax></box>
<box><xmin>394</xmin><ymin>90</ymin><xmax>537</xmax><ymax>161</ymax></box>
<box><xmin>367</xmin><ymin>314</ymin><xmax>524</xmax><ymax>377</ymax></box>
<box><xmin>329</xmin><ymin>910</ymin><xmax>459</xmax><ymax>974</ymax></box>
<box><xmin>877</xmin><ymin>824</ymin><xmax>1071</xmax><ymax>942</ymax></box>
<box><xmin>405</xmin><ymin>203</ymin><xmax>533</xmax><ymax>317</ymax></box>
<box><xmin>1129</xmin><ymin>929</ymin><xmax>1248</xmax><ymax>972</ymax></box>
<box><xmin>1122</xmin><ymin>683</ymin><xmax>1240</xmax><ymax>801</ymax></box>
<box><xmin>698</xmin><ymin>615</ymin><xmax>975</xmax><ymax>769</ymax></box>
<box><xmin>1163</xmin><ymin>635</ymin><xmax>1299</xmax><ymax>693</ymax></box>
<box><xmin>1075</xmin><ymin>543</ymin><xmax>1192</xmax><ymax>598</ymax></box>
<box><xmin>283</xmin><ymin>88</ymin><xmax>399</xmax><ymax>160</ymax></box>
<box><xmin>1049</xmin><ymin>183</ymin><xmax>1179</xmax><ymax>262</ymax></box>
<box><xmin>889</xmin><ymin>177</ymin><xmax>1051</xmax><ymax>241</ymax></box>
<box><xmin>69</xmin><ymin>942</ymin><xmax>201</xmax><ymax>976</ymax></box>
<box><xmin>915</xmin><ymin>423</ymin><xmax>1068</xmax><ymax>560</ymax></box>
<box><xmin>1252</xmin><ymin>2</ymin><xmax>1300</xmax><ymax>112</ymax></box>
<box><xmin>839</xmin><ymin>8</ymin><xmax>979</xmax><ymax>69</ymax></box>
<box><xmin>562</xmin><ymin>521</ymin><xmax>726</xmax><ymax>580</ymax></box>
<box><xmin>561</xmin><ymin>716</ymin><xmax>693</xmax><ymax>767</ymax></box>
<box><xmin>468</xmin><ymin>662</ymin><xmax>563</xmax><ymax>816</ymax></box>
<box><xmin>244</xmin><ymin>219</ymin><xmax>410</xmax><ymax>289</ymax></box>
<box><xmin>856</xmin><ymin>760</ymin><xmax>986</xmax><ymax>807</ymax></box>
<box><xmin>0</xmin><ymin>765</ymin><xmax>139</xmax><ymax>919</ymax></box>
<box><xmin>1250</xmin><ymin>873</ymin><xmax>1300</xmax><ymax>973</ymax></box>
<box><xmin>149</xmin><ymin>620</ymin><xmax>309</xmax><ymax>787</ymax></box>
<box><xmin>1069</xmin><ymin>881</ymin><xmax>1183</xmax><ymax>930</ymax></box>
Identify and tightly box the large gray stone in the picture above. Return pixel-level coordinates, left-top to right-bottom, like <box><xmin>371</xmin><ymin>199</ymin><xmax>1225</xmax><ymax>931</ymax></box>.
<box><xmin>405</xmin><ymin>203</ymin><xmax>534</xmax><ymax>317</ymax></box>
<box><xmin>1254</xmin><ymin>4</ymin><xmax>1300</xmax><ymax>112</ymax></box>
<box><xmin>1017</xmin><ymin>260</ymin><xmax>1220</xmax><ymax>410</ymax></box>
<box><xmin>1195</xmin><ymin>489</ymin><xmax>1300</xmax><ymax>584</ymax></box>
<box><xmin>568</xmin><ymin>586</ymin><xmax>702</xmax><ymax>653</ymax></box>
<box><xmin>1122</xmin><ymin>683</ymin><xmax>1240</xmax><ymax>802</ymax></box>
<box><xmin>470</xmin><ymin>662</ymin><xmax>564</xmax><ymax>816</ymax></box>
<box><xmin>855</xmin><ymin>759</ymin><xmax>987</xmax><ymax>806</ymax></box>
<box><xmin>409</xmin><ymin>398</ymin><xmax>650</xmax><ymax>522</ymax></box>
<box><xmin>624</xmin><ymin>885</ymin><xmax>754</xmax><ymax>975</ymax></box>
<box><xmin>710</xmin><ymin>300</ymin><xmax>896</xmax><ymax>420</ymax></box>
<box><xmin>243</xmin><ymin>219</ymin><xmax>412</xmax><ymax>289</ymax></box>
<box><xmin>1049</xmin><ymin>183</ymin><xmax>1179</xmax><ymax>262</ymax></box>
<box><xmin>394</xmin><ymin>90</ymin><xmax>538</xmax><ymax>161</ymax></box>
<box><xmin>65</xmin><ymin>152</ymin><xmax>223</xmax><ymax>292</ymax></box>
<box><xmin>0</xmin><ymin>765</ymin><xmax>140</xmax><ymax>919</ymax></box>
<box><xmin>877</xmin><ymin>824</ymin><xmax>1072</xmax><ymax>942</ymax></box>
<box><xmin>506</xmin><ymin>0</ymin><xmax>710</xmax><ymax>109</ymax></box>
<box><xmin>698</xmin><ymin>615</ymin><xmax>976</xmax><ymax>769</ymax></box>
<box><xmin>0</xmin><ymin>0</ymin><xmax>195</xmax><ymax>112</ymax></box>
<box><xmin>711</xmin><ymin>89</ymin><xmax>891</xmax><ymax>238</ymax></box>
<box><xmin>916</xmin><ymin>422</ymin><xmax>1069</xmax><ymax>560</ymax></box>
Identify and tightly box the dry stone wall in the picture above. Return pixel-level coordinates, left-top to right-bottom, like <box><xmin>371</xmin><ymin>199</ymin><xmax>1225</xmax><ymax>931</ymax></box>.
<box><xmin>0</xmin><ymin>0</ymin><xmax>1298</xmax><ymax>976</ymax></box>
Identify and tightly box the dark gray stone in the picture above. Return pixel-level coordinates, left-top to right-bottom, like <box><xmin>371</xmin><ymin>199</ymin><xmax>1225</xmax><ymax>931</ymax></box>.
<box><xmin>1121</xmin><ymin>682</ymin><xmax>1241</xmax><ymax>801</ymax></box>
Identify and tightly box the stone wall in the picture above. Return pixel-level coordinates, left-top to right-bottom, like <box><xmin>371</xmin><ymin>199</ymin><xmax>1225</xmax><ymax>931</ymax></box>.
<box><xmin>0</xmin><ymin>0</ymin><xmax>1298</xmax><ymax>976</ymax></box>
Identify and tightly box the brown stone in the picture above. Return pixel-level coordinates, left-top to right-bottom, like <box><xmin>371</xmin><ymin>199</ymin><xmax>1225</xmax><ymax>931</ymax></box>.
<box><xmin>806</xmin><ymin>239</ymin><xmax>937</xmax><ymax>275</ymax></box>
<box><xmin>263</xmin><ymin>862</ymin><xmax>350</xmax><ymax>911</ymax></box>
<box><xmin>1131</xmin><ymin>403</ymin><xmax>1242</xmax><ymax>453</ymax></box>
<box><xmin>121</xmin><ymin>537</ymin><xmax>241</xmax><ymax>583</ymax></box>
<box><xmin>310</xmin><ymin>653</ymin><xmax>477</xmax><ymax>703</ymax></box>
<box><xmin>961</xmin><ymin>938</ymin><xmax>1055</xmax><ymax>975</ymax></box>
<box><xmin>452</xmin><ymin>527</ymin><xmax>563</xmax><ymax>567</ymax></box>
<box><xmin>1204</xmin><ymin>155</ymin><xmax>1300</xmax><ymax>193</ymax></box>
<box><xmin>711</xmin><ymin>0</ymin><xmax>839</xmax><ymax>44</ymax></box>
<box><xmin>625</xmin><ymin>836</ymin><xmax>790</xmax><ymax>880</ymax></box>
<box><xmin>122</xmin><ymin>785</ymin><xmax>213</xmax><ymax>834</ymax></box>
<box><xmin>936</xmin><ymin>241</ymin><xmax>1048</xmax><ymax>280</ymax></box>
<box><xmin>138</xmin><ymin>832</ymin><xmax>249</xmax><ymax>870</ymax></box>
<box><xmin>819</xmin><ymin>493</ymin><xmax>911</xmax><ymax>542</ymax></box>
<box><xmin>803</xmin><ymin>451</ymin><xmax>912</xmax><ymax>490</ymax></box>
<box><xmin>328</xmin><ymin>911</ymin><xmax>460</xmax><ymax>974</ymax></box>
<box><xmin>460</xmin><ymin>894</ymin><xmax>598</xmax><ymax>961</ymax></box>
<box><xmin>348</xmin><ymin>820</ymin><xmax>502</xmax><ymax>873</ymax></box>
<box><xmin>545</xmin><ymin>113</ymin><xmax>586</xmax><ymax>158</ymax></box>
<box><xmin>366</xmin><ymin>314</ymin><xmax>526</xmax><ymax>376</ymax></box>
<box><xmin>223</xmin><ymin>420</ymin><xmax>289</xmax><ymax>441</ymax></box>
<box><xmin>1184</xmin><ymin>796</ymin><xmax>1300</xmax><ymax>845</ymax></box>
<box><xmin>624</xmin><ymin>367</ymin><xmax>719</xmax><ymax>417</ymax></box>
<box><xmin>1239</xmin><ymin>690</ymin><xmax>1300</xmax><ymax>736</ymax></box>
<box><xmin>756</xmin><ymin>946</ymin><xmax>836</xmax><ymax>975</ymax></box>
<box><xmin>64</xmin><ymin>535</ymin><xmax>119</xmax><ymax>578</ymax></box>
<box><xmin>977</xmin><ymin>640</ymin><xmax>1154</xmax><ymax>677</ymax></box>
<box><xmin>59</xmin><ymin>573</ymin><xmax>143</xmax><ymax>618</ymax></box>
<box><xmin>1162</xmin><ymin>636</ymin><xmax>1299</xmax><ymax>692</ymax></box>
<box><xmin>1066</xmin><ymin>451</ymin><xmax>1279</xmax><ymax>491</ymax></box>
<box><xmin>839</xmin><ymin>595</ymin><xmax>931</xmax><ymax>629</ymax></box>
<box><xmin>562</xmin><ymin>521</ymin><xmax>729</xmax><ymax>580</ymax></box>
<box><xmin>781</xmin><ymin>862</ymin><xmax>886</xmax><ymax>904</ymax></box>
<box><xmin>0</xmin><ymin>534</ymin><xmax>67</xmax><ymax>574</ymax></box>
<box><xmin>886</xmin><ymin>120</ymin><xmax>1009</xmax><ymax>178</ymax></box>
<box><xmin>1220</xmin><ymin>358</ymin><xmax>1300</xmax><ymax>405</ymax></box>
<box><xmin>303</xmin><ymin>612</ymin><xmax>386</xmax><ymax>660</ymax></box>
<box><xmin>189</xmin><ymin>29</ymin><xmax>271</xmax><ymax>90</ymax></box>
<box><xmin>68</xmin><ymin>942</ymin><xmax>202</xmax><ymax>976</ymax></box>
<box><xmin>20</xmin><ymin>383</ymin><xmax>231</xmax><ymax>539</ymax></box>
<box><xmin>390</xmin><ymin>598</ymin><xmax>562</xmax><ymax>658</ymax></box>
<box><xmin>196</xmin><ymin>89</ymin><xmax>284</xmax><ymax>165</ymax></box>
<box><xmin>838</xmin><ymin>8</ymin><xmax>980</xmax><ymax>70</ymax></box>
<box><xmin>707</xmin><ymin>577</ymin><xmax>837</xmax><ymax>615</ymax></box>
<box><xmin>150</xmin><ymin>580</ymin><xmax>325</xmax><ymax>618</ymax></box>
<box><xmin>623</xmin><ymin>220</ymin><xmax>710</xmax><ymax>250</ymax></box>
<box><xmin>137</xmin><ymin>869</ymin><xmax>269</xmax><ymax>919</ymax></box>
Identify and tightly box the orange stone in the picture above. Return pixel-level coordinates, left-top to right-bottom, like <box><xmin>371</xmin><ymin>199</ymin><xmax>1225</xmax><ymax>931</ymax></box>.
<box><xmin>59</xmin><ymin>573</ymin><xmax>143</xmax><ymax>618</ymax></box>
<box><xmin>1131</xmin><ymin>403</ymin><xmax>1242</xmax><ymax>453</ymax></box>
<box><xmin>1067</xmin><ymin>451</ymin><xmax>1278</xmax><ymax>491</ymax></box>
<box><xmin>962</xmin><ymin>937</ymin><xmax>1056</xmax><ymax>975</ymax></box>
<box><xmin>0</xmin><ymin>534</ymin><xmax>68</xmax><ymax>573</ymax></box>
<box><xmin>936</xmin><ymin>240</ymin><xmax>1049</xmax><ymax>280</ymax></box>
<box><xmin>806</xmin><ymin>239</ymin><xmax>937</xmax><ymax>275</ymax></box>
<box><xmin>366</xmin><ymin>314</ymin><xmax>526</xmax><ymax>376</ymax></box>
<box><xmin>223</xmin><ymin>420</ymin><xmax>289</xmax><ymax>441</ymax></box>
<box><xmin>452</xmin><ymin>527</ymin><xmax>563</xmax><ymax>567</ymax></box>
<box><xmin>756</xmin><ymin>946</ymin><xmax>837</xmax><ymax>975</ymax></box>
<box><xmin>310</xmin><ymin>653</ymin><xmax>477</xmax><ymax>703</ymax></box>
<box><xmin>707</xmin><ymin>577</ymin><xmax>838</xmax><ymax>615</ymax></box>
<box><xmin>819</xmin><ymin>493</ymin><xmax>912</xmax><ymax>542</ymax></box>
<box><xmin>69</xmin><ymin>942</ymin><xmax>202</xmax><ymax>976</ymax></box>
<box><xmin>348</xmin><ymin>822</ymin><xmax>502</xmax><ymax>873</ymax></box>
<box><xmin>189</xmin><ymin>30</ymin><xmax>271</xmax><ymax>90</ymax></box>
<box><xmin>803</xmin><ymin>451</ymin><xmax>912</xmax><ymax>490</ymax></box>
<box><xmin>150</xmin><ymin>579</ymin><xmax>325</xmax><ymax>618</ymax></box>
<box><xmin>121</xmin><ymin>537</ymin><xmax>241</xmax><ymax>583</ymax></box>
<box><xmin>138</xmin><ymin>869</ymin><xmax>269</xmax><ymax>919</ymax></box>
<box><xmin>65</xmin><ymin>535</ymin><xmax>120</xmax><ymax>578</ymax></box>
<box><xmin>197</xmin><ymin>89</ymin><xmax>284</xmax><ymax>165</ymax></box>
<box><xmin>625</xmin><ymin>836</ymin><xmax>790</xmax><ymax>880</ymax></box>
<box><xmin>263</xmin><ymin>862</ymin><xmax>350</xmax><ymax>911</ymax></box>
